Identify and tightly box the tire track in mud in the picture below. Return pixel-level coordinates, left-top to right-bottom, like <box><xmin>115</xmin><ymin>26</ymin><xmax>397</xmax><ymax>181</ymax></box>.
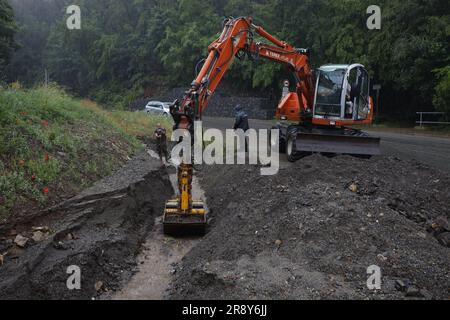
<box><xmin>112</xmin><ymin>151</ymin><xmax>207</xmax><ymax>300</ymax></box>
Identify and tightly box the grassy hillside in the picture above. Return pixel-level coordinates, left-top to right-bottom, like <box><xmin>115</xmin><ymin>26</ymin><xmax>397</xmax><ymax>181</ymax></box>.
<box><xmin>0</xmin><ymin>84</ymin><xmax>171</xmax><ymax>221</ymax></box>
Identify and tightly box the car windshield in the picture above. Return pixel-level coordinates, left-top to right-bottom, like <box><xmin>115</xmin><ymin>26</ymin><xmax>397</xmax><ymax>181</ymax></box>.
<box><xmin>315</xmin><ymin>68</ymin><xmax>346</xmax><ymax>117</ymax></box>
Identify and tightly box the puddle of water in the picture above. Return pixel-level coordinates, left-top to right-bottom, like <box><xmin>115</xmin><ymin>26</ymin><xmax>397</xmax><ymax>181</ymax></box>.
<box><xmin>113</xmin><ymin>216</ymin><xmax>197</xmax><ymax>300</ymax></box>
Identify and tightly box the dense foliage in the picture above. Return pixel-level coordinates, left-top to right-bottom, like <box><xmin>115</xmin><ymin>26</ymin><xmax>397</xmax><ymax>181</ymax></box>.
<box><xmin>4</xmin><ymin>0</ymin><xmax>450</xmax><ymax>121</ymax></box>
<box><xmin>0</xmin><ymin>0</ymin><xmax>17</xmax><ymax>79</ymax></box>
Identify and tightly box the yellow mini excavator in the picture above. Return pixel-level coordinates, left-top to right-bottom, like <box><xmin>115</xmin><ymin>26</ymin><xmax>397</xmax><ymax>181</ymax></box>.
<box><xmin>163</xmin><ymin>163</ymin><xmax>207</xmax><ymax>235</ymax></box>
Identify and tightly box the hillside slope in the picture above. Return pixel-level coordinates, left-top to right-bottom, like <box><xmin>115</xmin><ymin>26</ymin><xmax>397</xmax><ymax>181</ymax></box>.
<box><xmin>0</xmin><ymin>85</ymin><xmax>168</xmax><ymax>222</ymax></box>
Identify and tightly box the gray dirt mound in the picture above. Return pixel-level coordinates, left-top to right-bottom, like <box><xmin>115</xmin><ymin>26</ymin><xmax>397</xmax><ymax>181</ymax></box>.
<box><xmin>0</xmin><ymin>152</ymin><xmax>172</xmax><ymax>300</ymax></box>
<box><xmin>168</xmin><ymin>155</ymin><xmax>450</xmax><ymax>300</ymax></box>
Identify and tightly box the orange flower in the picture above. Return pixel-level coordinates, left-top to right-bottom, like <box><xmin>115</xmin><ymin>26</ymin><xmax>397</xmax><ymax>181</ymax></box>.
<box><xmin>43</xmin><ymin>187</ymin><xmax>49</xmax><ymax>194</ymax></box>
<box><xmin>44</xmin><ymin>153</ymin><xmax>50</xmax><ymax>162</ymax></box>
<box><xmin>41</xmin><ymin>120</ymin><xmax>49</xmax><ymax>127</ymax></box>
<box><xmin>19</xmin><ymin>160</ymin><xmax>25</xmax><ymax>167</ymax></box>
<box><xmin>20</xmin><ymin>111</ymin><xmax>27</xmax><ymax>117</ymax></box>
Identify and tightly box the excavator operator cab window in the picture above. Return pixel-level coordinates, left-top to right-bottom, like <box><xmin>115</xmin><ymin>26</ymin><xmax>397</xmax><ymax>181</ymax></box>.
<box><xmin>344</xmin><ymin>65</ymin><xmax>371</xmax><ymax>121</ymax></box>
<box><xmin>314</xmin><ymin>64</ymin><xmax>371</xmax><ymax>121</ymax></box>
<box><xmin>314</xmin><ymin>67</ymin><xmax>346</xmax><ymax>118</ymax></box>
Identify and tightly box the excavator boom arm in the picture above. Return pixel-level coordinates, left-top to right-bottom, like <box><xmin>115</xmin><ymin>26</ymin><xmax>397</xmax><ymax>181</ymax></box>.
<box><xmin>171</xmin><ymin>17</ymin><xmax>314</xmax><ymax>131</ymax></box>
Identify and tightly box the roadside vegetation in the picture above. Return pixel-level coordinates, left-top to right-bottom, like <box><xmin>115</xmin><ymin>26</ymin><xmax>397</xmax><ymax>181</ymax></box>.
<box><xmin>0</xmin><ymin>84</ymin><xmax>172</xmax><ymax>221</ymax></box>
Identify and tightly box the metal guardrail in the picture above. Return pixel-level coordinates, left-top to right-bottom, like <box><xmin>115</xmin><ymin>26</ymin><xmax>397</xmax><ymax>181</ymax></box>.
<box><xmin>416</xmin><ymin>112</ymin><xmax>450</xmax><ymax>127</ymax></box>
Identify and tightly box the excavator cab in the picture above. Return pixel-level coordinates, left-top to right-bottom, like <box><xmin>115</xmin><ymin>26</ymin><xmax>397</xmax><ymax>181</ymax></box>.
<box><xmin>314</xmin><ymin>64</ymin><xmax>372</xmax><ymax>123</ymax></box>
<box><xmin>313</xmin><ymin>64</ymin><xmax>373</xmax><ymax>124</ymax></box>
<box><xmin>283</xmin><ymin>64</ymin><xmax>380</xmax><ymax>160</ymax></box>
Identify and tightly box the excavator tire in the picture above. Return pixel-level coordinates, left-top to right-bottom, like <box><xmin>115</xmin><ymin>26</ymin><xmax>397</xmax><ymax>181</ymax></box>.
<box><xmin>271</xmin><ymin>125</ymin><xmax>286</xmax><ymax>154</ymax></box>
<box><xmin>286</xmin><ymin>127</ymin><xmax>311</xmax><ymax>162</ymax></box>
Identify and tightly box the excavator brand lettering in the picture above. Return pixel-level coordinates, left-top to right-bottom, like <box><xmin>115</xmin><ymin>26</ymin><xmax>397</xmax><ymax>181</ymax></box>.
<box><xmin>268</xmin><ymin>51</ymin><xmax>281</xmax><ymax>59</ymax></box>
<box><xmin>171</xmin><ymin>121</ymin><xmax>280</xmax><ymax>176</ymax></box>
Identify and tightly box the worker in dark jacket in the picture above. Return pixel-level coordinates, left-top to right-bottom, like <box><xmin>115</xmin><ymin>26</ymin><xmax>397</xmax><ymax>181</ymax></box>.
<box><xmin>233</xmin><ymin>104</ymin><xmax>250</xmax><ymax>131</ymax></box>
<box><xmin>233</xmin><ymin>104</ymin><xmax>250</xmax><ymax>152</ymax></box>
<box><xmin>154</xmin><ymin>123</ymin><xmax>168</xmax><ymax>161</ymax></box>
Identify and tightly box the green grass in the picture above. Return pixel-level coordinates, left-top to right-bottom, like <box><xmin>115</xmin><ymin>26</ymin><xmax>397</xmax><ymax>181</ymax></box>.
<box><xmin>0</xmin><ymin>84</ymin><xmax>172</xmax><ymax>221</ymax></box>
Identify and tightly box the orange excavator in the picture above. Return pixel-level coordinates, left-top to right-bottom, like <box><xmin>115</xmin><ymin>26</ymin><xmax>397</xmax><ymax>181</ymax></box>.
<box><xmin>163</xmin><ymin>16</ymin><xmax>380</xmax><ymax>235</ymax></box>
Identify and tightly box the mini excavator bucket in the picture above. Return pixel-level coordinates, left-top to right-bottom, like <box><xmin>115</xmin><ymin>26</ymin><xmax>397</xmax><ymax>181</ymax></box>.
<box><xmin>163</xmin><ymin>163</ymin><xmax>207</xmax><ymax>236</ymax></box>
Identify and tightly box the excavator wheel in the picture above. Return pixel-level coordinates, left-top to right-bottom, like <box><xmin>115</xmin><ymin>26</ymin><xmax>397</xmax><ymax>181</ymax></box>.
<box><xmin>286</xmin><ymin>129</ymin><xmax>311</xmax><ymax>162</ymax></box>
<box><xmin>286</xmin><ymin>133</ymin><xmax>297</xmax><ymax>162</ymax></box>
<box><xmin>271</xmin><ymin>125</ymin><xmax>286</xmax><ymax>154</ymax></box>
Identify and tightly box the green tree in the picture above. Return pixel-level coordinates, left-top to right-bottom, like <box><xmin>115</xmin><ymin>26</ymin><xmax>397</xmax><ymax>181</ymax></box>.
<box><xmin>0</xmin><ymin>0</ymin><xmax>17</xmax><ymax>78</ymax></box>
<box><xmin>433</xmin><ymin>67</ymin><xmax>450</xmax><ymax>115</ymax></box>
<box><xmin>156</xmin><ymin>0</ymin><xmax>220</xmax><ymax>85</ymax></box>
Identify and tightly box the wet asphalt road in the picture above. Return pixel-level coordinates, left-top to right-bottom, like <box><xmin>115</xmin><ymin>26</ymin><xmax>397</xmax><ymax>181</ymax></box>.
<box><xmin>202</xmin><ymin>117</ymin><xmax>450</xmax><ymax>174</ymax></box>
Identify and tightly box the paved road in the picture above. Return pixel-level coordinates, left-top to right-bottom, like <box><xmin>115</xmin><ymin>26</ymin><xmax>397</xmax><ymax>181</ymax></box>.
<box><xmin>202</xmin><ymin>117</ymin><xmax>450</xmax><ymax>173</ymax></box>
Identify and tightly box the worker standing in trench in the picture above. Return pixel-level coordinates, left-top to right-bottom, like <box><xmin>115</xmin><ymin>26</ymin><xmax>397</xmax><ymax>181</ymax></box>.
<box><xmin>154</xmin><ymin>123</ymin><xmax>169</xmax><ymax>162</ymax></box>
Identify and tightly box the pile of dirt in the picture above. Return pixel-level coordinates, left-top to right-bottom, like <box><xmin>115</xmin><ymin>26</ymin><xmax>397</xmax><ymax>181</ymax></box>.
<box><xmin>168</xmin><ymin>155</ymin><xmax>450</xmax><ymax>299</ymax></box>
<box><xmin>0</xmin><ymin>152</ymin><xmax>172</xmax><ymax>300</ymax></box>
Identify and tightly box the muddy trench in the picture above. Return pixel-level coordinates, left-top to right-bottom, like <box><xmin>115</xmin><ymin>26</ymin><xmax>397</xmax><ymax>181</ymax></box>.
<box><xmin>0</xmin><ymin>152</ymin><xmax>173</xmax><ymax>300</ymax></box>
<box><xmin>111</xmin><ymin>154</ymin><xmax>206</xmax><ymax>300</ymax></box>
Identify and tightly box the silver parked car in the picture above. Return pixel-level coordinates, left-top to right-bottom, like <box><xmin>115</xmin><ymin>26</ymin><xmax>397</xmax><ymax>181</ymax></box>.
<box><xmin>144</xmin><ymin>101</ymin><xmax>171</xmax><ymax>117</ymax></box>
